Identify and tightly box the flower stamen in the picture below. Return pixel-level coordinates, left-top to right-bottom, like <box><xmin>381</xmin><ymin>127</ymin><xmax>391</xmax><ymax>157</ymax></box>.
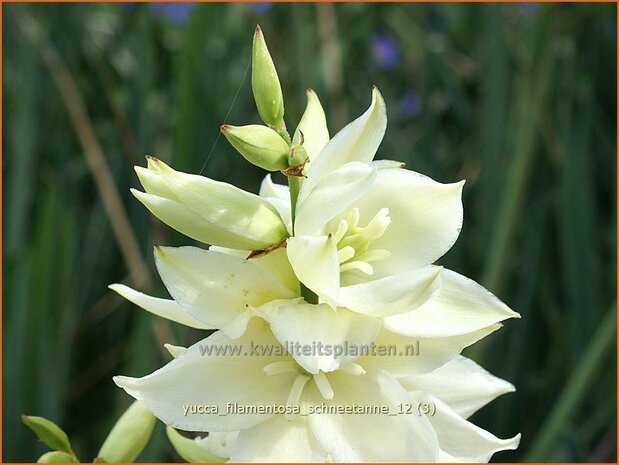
<box><xmin>334</xmin><ymin>208</ymin><xmax>392</xmax><ymax>276</ymax></box>
<box><xmin>313</xmin><ymin>371</ymin><xmax>335</xmax><ymax>400</ymax></box>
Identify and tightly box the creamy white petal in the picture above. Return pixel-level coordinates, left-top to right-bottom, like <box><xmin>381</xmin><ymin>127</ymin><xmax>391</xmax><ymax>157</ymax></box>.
<box><xmin>154</xmin><ymin>246</ymin><xmax>296</xmax><ymax>337</ymax></box>
<box><xmin>401</xmin><ymin>356</ymin><xmax>515</xmax><ymax>419</ymax></box>
<box><xmin>135</xmin><ymin>159</ymin><xmax>287</xmax><ymax>250</ymax></box>
<box><xmin>208</xmin><ymin>246</ymin><xmax>250</xmax><ymax>258</ymax></box>
<box><xmin>413</xmin><ymin>393</ymin><xmax>520</xmax><ymax>462</ymax></box>
<box><xmin>439</xmin><ymin>449</ymin><xmax>465</xmax><ymax>462</ymax></box>
<box><xmin>335</xmin><ymin>168</ymin><xmax>464</xmax><ymax>276</ymax></box>
<box><xmin>296</xmin><ymin>162</ymin><xmax>376</xmax><ymax>237</ymax></box>
<box><xmin>109</xmin><ymin>284</ymin><xmax>215</xmax><ymax>330</ymax></box>
<box><xmin>286</xmin><ymin>235</ymin><xmax>339</xmax><ymax>308</ymax></box>
<box><xmin>249</xmin><ymin>248</ymin><xmax>299</xmax><ymax>295</ymax></box>
<box><xmin>307</xmin><ymin>371</ymin><xmax>439</xmax><ymax>462</ymax></box>
<box><xmin>259</xmin><ymin>174</ymin><xmax>290</xmax><ymax>200</ymax></box>
<box><xmin>259</xmin><ymin>175</ymin><xmax>293</xmax><ymax>233</ymax></box>
<box><xmin>268</xmin><ymin>303</ymin><xmax>382</xmax><ymax>373</ymax></box>
<box><xmin>304</xmin><ymin>87</ymin><xmax>386</xmax><ymax>189</ymax></box>
<box><xmin>384</xmin><ymin>269</ymin><xmax>520</xmax><ymax>338</ymax></box>
<box><xmin>338</xmin><ymin>266</ymin><xmax>442</xmax><ymax>317</ymax></box>
<box><xmin>114</xmin><ymin>322</ymin><xmax>295</xmax><ymax>432</ymax></box>
<box><xmin>195</xmin><ymin>431</ymin><xmax>239</xmax><ymax>460</ymax></box>
<box><xmin>360</xmin><ymin>325</ymin><xmax>502</xmax><ymax>377</ymax></box>
<box><xmin>372</xmin><ymin>159</ymin><xmax>406</xmax><ymax>170</ymax></box>
<box><xmin>164</xmin><ymin>343</ymin><xmax>188</xmax><ymax>359</ymax></box>
<box><xmin>293</xmin><ymin>89</ymin><xmax>329</xmax><ymax>170</ymax></box>
<box><xmin>230</xmin><ymin>415</ymin><xmax>327</xmax><ymax>462</ymax></box>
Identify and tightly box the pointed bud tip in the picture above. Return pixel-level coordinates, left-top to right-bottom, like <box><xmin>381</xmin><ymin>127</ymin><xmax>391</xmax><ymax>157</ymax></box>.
<box><xmin>220</xmin><ymin>124</ymin><xmax>231</xmax><ymax>132</ymax></box>
<box><xmin>255</xmin><ymin>24</ymin><xmax>262</xmax><ymax>35</ymax></box>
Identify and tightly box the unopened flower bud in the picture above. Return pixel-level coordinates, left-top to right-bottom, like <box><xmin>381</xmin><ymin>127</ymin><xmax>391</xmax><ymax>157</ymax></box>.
<box><xmin>252</xmin><ymin>25</ymin><xmax>285</xmax><ymax>129</ymax></box>
<box><xmin>221</xmin><ymin>124</ymin><xmax>289</xmax><ymax>171</ymax></box>
<box><xmin>97</xmin><ymin>401</ymin><xmax>155</xmax><ymax>463</ymax></box>
<box><xmin>37</xmin><ymin>451</ymin><xmax>76</xmax><ymax>463</ymax></box>
<box><xmin>22</xmin><ymin>415</ymin><xmax>73</xmax><ymax>456</ymax></box>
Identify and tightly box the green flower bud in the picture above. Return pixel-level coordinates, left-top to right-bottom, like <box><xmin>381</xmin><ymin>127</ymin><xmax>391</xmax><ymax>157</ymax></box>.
<box><xmin>221</xmin><ymin>124</ymin><xmax>289</xmax><ymax>171</ymax></box>
<box><xmin>22</xmin><ymin>415</ymin><xmax>73</xmax><ymax>455</ymax></box>
<box><xmin>289</xmin><ymin>144</ymin><xmax>308</xmax><ymax>168</ymax></box>
<box><xmin>252</xmin><ymin>25</ymin><xmax>285</xmax><ymax>129</ymax></box>
<box><xmin>97</xmin><ymin>401</ymin><xmax>155</xmax><ymax>463</ymax></box>
<box><xmin>166</xmin><ymin>426</ymin><xmax>226</xmax><ymax>463</ymax></box>
<box><xmin>37</xmin><ymin>451</ymin><xmax>76</xmax><ymax>463</ymax></box>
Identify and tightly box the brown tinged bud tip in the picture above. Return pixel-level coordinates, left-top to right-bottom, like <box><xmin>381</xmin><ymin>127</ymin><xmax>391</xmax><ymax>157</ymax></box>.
<box><xmin>255</xmin><ymin>24</ymin><xmax>262</xmax><ymax>35</ymax></box>
<box><xmin>220</xmin><ymin>124</ymin><xmax>231</xmax><ymax>132</ymax></box>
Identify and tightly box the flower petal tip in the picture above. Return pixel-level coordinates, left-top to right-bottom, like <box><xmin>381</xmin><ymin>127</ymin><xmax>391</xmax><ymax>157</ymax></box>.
<box><xmin>108</xmin><ymin>283</ymin><xmax>123</xmax><ymax>293</ymax></box>
<box><xmin>113</xmin><ymin>375</ymin><xmax>140</xmax><ymax>392</ymax></box>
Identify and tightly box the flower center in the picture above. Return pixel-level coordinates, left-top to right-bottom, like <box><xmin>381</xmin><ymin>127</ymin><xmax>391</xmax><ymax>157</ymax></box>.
<box><xmin>333</xmin><ymin>207</ymin><xmax>391</xmax><ymax>276</ymax></box>
<box><xmin>263</xmin><ymin>361</ymin><xmax>366</xmax><ymax>418</ymax></box>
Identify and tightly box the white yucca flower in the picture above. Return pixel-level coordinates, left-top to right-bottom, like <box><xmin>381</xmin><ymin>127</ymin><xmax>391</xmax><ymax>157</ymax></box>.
<box><xmin>114</xmin><ymin>321</ymin><xmax>520</xmax><ymax>462</ymax></box>
<box><xmin>111</xmin><ymin>25</ymin><xmax>521</xmax><ymax>463</ymax></box>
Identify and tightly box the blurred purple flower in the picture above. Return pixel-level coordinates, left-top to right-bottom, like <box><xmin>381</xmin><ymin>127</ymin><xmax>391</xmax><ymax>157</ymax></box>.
<box><xmin>399</xmin><ymin>90</ymin><xmax>421</xmax><ymax>118</ymax></box>
<box><xmin>372</xmin><ymin>32</ymin><xmax>400</xmax><ymax>70</ymax></box>
<box><xmin>517</xmin><ymin>2</ymin><xmax>540</xmax><ymax>16</ymax></box>
<box><xmin>150</xmin><ymin>2</ymin><xmax>196</xmax><ymax>24</ymax></box>
<box><xmin>248</xmin><ymin>3</ymin><xmax>273</xmax><ymax>14</ymax></box>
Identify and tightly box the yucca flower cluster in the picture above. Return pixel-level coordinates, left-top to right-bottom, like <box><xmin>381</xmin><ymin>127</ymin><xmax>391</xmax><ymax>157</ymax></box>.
<box><xmin>112</xmin><ymin>26</ymin><xmax>521</xmax><ymax>462</ymax></box>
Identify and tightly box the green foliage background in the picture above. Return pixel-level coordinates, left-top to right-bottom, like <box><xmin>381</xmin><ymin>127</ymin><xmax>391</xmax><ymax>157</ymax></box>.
<box><xmin>3</xmin><ymin>2</ymin><xmax>617</xmax><ymax>462</ymax></box>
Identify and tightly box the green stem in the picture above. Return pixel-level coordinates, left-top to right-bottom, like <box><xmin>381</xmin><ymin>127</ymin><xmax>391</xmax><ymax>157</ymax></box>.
<box><xmin>524</xmin><ymin>303</ymin><xmax>616</xmax><ymax>461</ymax></box>
<box><xmin>287</xmin><ymin>170</ymin><xmax>319</xmax><ymax>305</ymax></box>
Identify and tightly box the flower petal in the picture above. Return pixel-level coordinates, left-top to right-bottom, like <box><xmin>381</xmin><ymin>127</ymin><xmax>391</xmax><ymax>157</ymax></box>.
<box><xmin>154</xmin><ymin>246</ymin><xmax>296</xmax><ymax>337</ymax></box>
<box><xmin>307</xmin><ymin>371</ymin><xmax>439</xmax><ymax>462</ymax></box>
<box><xmin>163</xmin><ymin>344</ymin><xmax>188</xmax><ymax>359</ymax></box>
<box><xmin>259</xmin><ymin>174</ymin><xmax>290</xmax><ymax>201</ymax></box>
<box><xmin>296</xmin><ymin>162</ymin><xmax>376</xmax><ymax>237</ymax></box>
<box><xmin>195</xmin><ymin>431</ymin><xmax>238</xmax><ymax>460</ymax></box>
<box><xmin>286</xmin><ymin>235</ymin><xmax>339</xmax><ymax>308</ymax></box>
<box><xmin>360</xmin><ymin>325</ymin><xmax>502</xmax><ymax>377</ymax></box>
<box><xmin>230</xmin><ymin>415</ymin><xmax>327</xmax><ymax>462</ymax></box>
<box><xmin>293</xmin><ymin>89</ymin><xmax>330</xmax><ymax>171</ymax></box>
<box><xmin>134</xmin><ymin>159</ymin><xmax>287</xmax><ymax>250</ymax></box>
<box><xmin>338</xmin><ymin>168</ymin><xmax>464</xmax><ymax>275</ymax></box>
<box><xmin>268</xmin><ymin>303</ymin><xmax>382</xmax><ymax>373</ymax></box>
<box><xmin>109</xmin><ymin>284</ymin><xmax>215</xmax><ymax>330</ymax></box>
<box><xmin>338</xmin><ymin>266</ymin><xmax>442</xmax><ymax>317</ymax></box>
<box><xmin>259</xmin><ymin>175</ymin><xmax>292</xmax><ymax>233</ymax></box>
<box><xmin>383</xmin><ymin>269</ymin><xmax>520</xmax><ymax>338</ymax></box>
<box><xmin>400</xmin><ymin>356</ymin><xmax>515</xmax><ymax>419</ymax></box>
<box><xmin>305</xmin><ymin>87</ymin><xmax>386</xmax><ymax>187</ymax></box>
<box><xmin>249</xmin><ymin>248</ymin><xmax>299</xmax><ymax>295</ymax></box>
<box><xmin>413</xmin><ymin>393</ymin><xmax>520</xmax><ymax>462</ymax></box>
<box><xmin>114</xmin><ymin>321</ymin><xmax>295</xmax><ymax>432</ymax></box>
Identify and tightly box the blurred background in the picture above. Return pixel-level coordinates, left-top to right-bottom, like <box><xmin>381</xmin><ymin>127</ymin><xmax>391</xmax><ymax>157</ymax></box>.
<box><xmin>3</xmin><ymin>2</ymin><xmax>617</xmax><ymax>462</ymax></box>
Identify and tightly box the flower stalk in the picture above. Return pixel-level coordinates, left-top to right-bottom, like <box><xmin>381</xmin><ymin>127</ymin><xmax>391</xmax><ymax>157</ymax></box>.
<box><xmin>286</xmin><ymin>144</ymin><xmax>319</xmax><ymax>305</ymax></box>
